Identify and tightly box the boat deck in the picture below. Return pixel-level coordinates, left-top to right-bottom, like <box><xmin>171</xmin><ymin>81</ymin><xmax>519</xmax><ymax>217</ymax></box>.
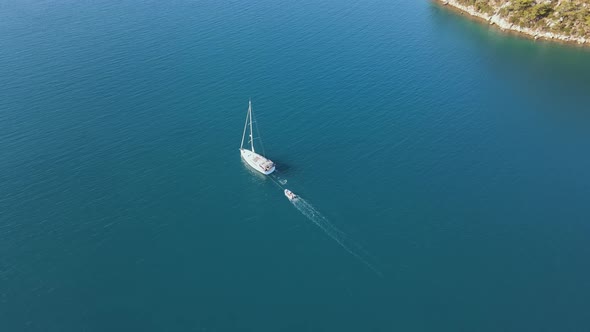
<box><xmin>241</xmin><ymin>149</ymin><xmax>275</xmax><ymax>171</ymax></box>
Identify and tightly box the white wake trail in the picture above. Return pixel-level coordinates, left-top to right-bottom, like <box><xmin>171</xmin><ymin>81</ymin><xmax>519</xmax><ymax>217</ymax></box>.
<box><xmin>291</xmin><ymin>197</ymin><xmax>383</xmax><ymax>277</ymax></box>
<box><xmin>269</xmin><ymin>171</ymin><xmax>382</xmax><ymax>276</ymax></box>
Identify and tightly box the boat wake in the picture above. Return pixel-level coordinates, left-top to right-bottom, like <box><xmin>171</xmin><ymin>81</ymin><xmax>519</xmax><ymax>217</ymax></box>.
<box><xmin>290</xmin><ymin>196</ymin><xmax>383</xmax><ymax>277</ymax></box>
<box><xmin>269</xmin><ymin>173</ymin><xmax>288</xmax><ymax>188</ymax></box>
<box><xmin>268</xmin><ymin>172</ymin><xmax>382</xmax><ymax>276</ymax></box>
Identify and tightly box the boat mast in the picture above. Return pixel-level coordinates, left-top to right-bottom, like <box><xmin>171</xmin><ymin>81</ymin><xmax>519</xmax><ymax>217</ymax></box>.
<box><xmin>249</xmin><ymin>99</ymin><xmax>255</xmax><ymax>153</ymax></box>
<box><xmin>240</xmin><ymin>100</ymin><xmax>249</xmax><ymax>150</ymax></box>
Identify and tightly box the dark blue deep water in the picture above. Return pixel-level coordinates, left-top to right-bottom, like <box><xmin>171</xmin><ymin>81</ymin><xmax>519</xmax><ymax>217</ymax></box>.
<box><xmin>1</xmin><ymin>0</ymin><xmax>590</xmax><ymax>331</ymax></box>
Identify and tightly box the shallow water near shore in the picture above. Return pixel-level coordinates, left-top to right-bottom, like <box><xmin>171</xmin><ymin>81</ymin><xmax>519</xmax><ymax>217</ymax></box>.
<box><xmin>1</xmin><ymin>0</ymin><xmax>590</xmax><ymax>331</ymax></box>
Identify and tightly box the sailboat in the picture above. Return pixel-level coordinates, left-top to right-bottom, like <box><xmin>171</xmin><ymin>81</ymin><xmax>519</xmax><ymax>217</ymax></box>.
<box><xmin>240</xmin><ymin>100</ymin><xmax>276</xmax><ymax>175</ymax></box>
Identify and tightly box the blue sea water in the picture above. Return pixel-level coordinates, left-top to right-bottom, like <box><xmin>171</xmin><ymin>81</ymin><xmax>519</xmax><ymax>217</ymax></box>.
<box><xmin>1</xmin><ymin>0</ymin><xmax>590</xmax><ymax>330</ymax></box>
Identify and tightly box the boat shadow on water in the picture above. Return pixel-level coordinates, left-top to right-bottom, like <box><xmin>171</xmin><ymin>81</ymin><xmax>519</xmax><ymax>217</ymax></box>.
<box><xmin>271</xmin><ymin>159</ymin><xmax>293</xmax><ymax>174</ymax></box>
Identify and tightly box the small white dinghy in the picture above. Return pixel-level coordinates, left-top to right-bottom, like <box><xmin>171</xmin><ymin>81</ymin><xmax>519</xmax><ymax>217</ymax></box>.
<box><xmin>284</xmin><ymin>189</ymin><xmax>297</xmax><ymax>201</ymax></box>
<box><xmin>239</xmin><ymin>99</ymin><xmax>275</xmax><ymax>175</ymax></box>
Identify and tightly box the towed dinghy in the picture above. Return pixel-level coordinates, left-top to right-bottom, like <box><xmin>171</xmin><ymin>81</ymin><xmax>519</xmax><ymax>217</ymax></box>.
<box><xmin>284</xmin><ymin>189</ymin><xmax>297</xmax><ymax>201</ymax></box>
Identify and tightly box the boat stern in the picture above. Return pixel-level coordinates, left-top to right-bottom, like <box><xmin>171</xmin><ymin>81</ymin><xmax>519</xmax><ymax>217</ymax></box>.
<box><xmin>240</xmin><ymin>149</ymin><xmax>275</xmax><ymax>175</ymax></box>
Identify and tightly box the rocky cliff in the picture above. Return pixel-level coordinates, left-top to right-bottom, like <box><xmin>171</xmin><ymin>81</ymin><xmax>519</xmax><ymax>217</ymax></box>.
<box><xmin>437</xmin><ymin>0</ymin><xmax>590</xmax><ymax>45</ymax></box>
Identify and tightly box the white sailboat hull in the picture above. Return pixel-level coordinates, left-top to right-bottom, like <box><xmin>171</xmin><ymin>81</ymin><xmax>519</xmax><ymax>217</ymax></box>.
<box><xmin>241</xmin><ymin>149</ymin><xmax>275</xmax><ymax>175</ymax></box>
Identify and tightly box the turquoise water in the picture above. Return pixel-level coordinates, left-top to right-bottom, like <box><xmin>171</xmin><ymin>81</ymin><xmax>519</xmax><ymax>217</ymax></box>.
<box><xmin>2</xmin><ymin>0</ymin><xmax>590</xmax><ymax>330</ymax></box>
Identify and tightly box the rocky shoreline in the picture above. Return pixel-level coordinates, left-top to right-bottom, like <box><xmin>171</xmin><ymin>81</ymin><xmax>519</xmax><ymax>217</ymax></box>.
<box><xmin>435</xmin><ymin>0</ymin><xmax>589</xmax><ymax>46</ymax></box>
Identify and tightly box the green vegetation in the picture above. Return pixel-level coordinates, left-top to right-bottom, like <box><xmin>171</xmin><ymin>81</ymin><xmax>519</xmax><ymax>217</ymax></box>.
<box><xmin>457</xmin><ymin>0</ymin><xmax>495</xmax><ymax>14</ymax></box>
<box><xmin>505</xmin><ymin>1</ymin><xmax>553</xmax><ymax>28</ymax></box>
<box><xmin>452</xmin><ymin>0</ymin><xmax>590</xmax><ymax>39</ymax></box>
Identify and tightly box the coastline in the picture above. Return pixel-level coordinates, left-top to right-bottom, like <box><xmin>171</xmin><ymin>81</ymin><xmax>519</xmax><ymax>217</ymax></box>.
<box><xmin>433</xmin><ymin>0</ymin><xmax>589</xmax><ymax>47</ymax></box>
